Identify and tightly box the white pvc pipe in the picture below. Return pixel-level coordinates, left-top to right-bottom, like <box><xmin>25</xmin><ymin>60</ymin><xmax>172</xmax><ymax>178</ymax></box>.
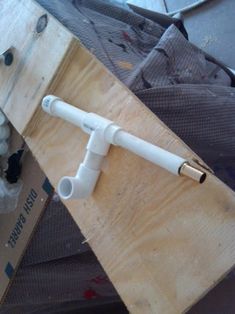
<box><xmin>42</xmin><ymin>96</ymin><xmax>185</xmax><ymax>173</ymax></box>
<box><xmin>42</xmin><ymin>96</ymin><xmax>204</xmax><ymax>200</ymax></box>
<box><xmin>83</xmin><ymin>150</ymin><xmax>104</xmax><ymax>170</ymax></box>
<box><xmin>42</xmin><ymin>95</ymin><xmax>86</xmax><ymax>129</ymax></box>
<box><xmin>113</xmin><ymin>130</ymin><xmax>185</xmax><ymax>175</ymax></box>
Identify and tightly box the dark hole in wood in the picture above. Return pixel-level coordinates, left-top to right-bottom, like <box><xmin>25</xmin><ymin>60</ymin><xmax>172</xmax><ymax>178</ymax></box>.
<box><xmin>3</xmin><ymin>50</ymin><xmax>14</xmax><ymax>66</ymax></box>
<box><xmin>36</xmin><ymin>14</ymin><xmax>48</xmax><ymax>33</ymax></box>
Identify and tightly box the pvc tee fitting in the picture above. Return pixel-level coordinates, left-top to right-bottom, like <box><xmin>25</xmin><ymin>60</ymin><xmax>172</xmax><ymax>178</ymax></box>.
<box><xmin>42</xmin><ymin>96</ymin><xmax>206</xmax><ymax>200</ymax></box>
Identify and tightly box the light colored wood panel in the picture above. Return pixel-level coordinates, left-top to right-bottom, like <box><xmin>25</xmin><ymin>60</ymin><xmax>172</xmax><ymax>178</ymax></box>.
<box><xmin>24</xmin><ymin>42</ymin><xmax>235</xmax><ymax>314</ymax></box>
<box><xmin>0</xmin><ymin>0</ymin><xmax>73</xmax><ymax>134</ymax></box>
<box><xmin>1</xmin><ymin>1</ymin><xmax>235</xmax><ymax>313</ymax></box>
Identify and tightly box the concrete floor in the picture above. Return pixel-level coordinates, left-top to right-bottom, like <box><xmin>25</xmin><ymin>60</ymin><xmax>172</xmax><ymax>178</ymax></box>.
<box><xmin>126</xmin><ymin>0</ymin><xmax>235</xmax><ymax>69</ymax></box>
<box><xmin>166</xmin><ymin>0</ymin><xmax>235</xmax><ymax>69</ymax></box>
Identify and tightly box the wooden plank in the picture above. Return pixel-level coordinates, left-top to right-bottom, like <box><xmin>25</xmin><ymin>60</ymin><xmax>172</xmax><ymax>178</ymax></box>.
<box><xmin>1</xmin><ymin>1</ymin><xmax>235</xmax><ymax>313</ymax></box>
<box><xmin>0</xmin><ymin>0</ymin><xmax>73</xmax><ymax>134</ymax></box>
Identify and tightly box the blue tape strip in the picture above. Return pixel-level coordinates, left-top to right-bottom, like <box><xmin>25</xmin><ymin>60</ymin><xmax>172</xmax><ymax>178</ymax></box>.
<box><xmin>5</xmin><ymin>262</ymin><xmax>14</xmax><ymax>279</ymax></box>
<box><xmin>42</xmin><ymin>178</ymin><xmax>53</xmax><ymax>196</ymax></box>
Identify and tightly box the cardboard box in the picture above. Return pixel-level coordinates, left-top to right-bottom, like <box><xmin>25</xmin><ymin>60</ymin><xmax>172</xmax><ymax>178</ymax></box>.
<box><xmin>0</xmin><ymin>125</ymin><xmax>53</xmax><ymax>302</ymax></box>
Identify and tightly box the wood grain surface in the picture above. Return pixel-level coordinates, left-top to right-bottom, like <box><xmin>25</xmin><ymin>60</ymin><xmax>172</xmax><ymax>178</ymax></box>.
<box><xmin>0</xmin><ymin>1</ymin><xmax>235</xmax><ymax>313</ymax></box>
<box><xmin>0</xmin><ymin>0</ymin><xmax>72</xmax><ymax>134</ymax></box>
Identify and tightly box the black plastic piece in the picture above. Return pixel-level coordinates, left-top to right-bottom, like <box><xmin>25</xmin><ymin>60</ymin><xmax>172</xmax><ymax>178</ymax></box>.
<box><xmin>5</xmin><ymin>149</ymin><xmax>24</xmax><ymax>184</ymax></box>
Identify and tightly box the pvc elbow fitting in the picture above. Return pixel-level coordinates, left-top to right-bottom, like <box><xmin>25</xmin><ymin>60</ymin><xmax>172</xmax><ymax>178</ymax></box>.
<box><xmin>56</xmin><ymin>125</ymin><xmax>110</xmax><ymax>199</ymax></box>
<box><xmin>58</xmin><ymin>163</ymin><xmax>100</xmax><ymax>199</ymax></box>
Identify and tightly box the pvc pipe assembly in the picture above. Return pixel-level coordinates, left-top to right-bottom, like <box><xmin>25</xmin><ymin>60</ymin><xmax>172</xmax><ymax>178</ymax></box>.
<box><xmin>42</xmin><ymin>96</ymin><xmax>206</xmax><ymax>200</ymax></box>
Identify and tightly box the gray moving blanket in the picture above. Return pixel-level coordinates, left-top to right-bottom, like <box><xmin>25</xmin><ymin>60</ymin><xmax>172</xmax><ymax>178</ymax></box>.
<box><xmin>1</xmin><ymin>1</ymin><xmax>234</xmax><ymax>313</ymax></box>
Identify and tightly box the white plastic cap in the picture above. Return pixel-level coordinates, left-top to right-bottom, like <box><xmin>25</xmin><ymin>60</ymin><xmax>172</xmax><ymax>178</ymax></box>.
<box><xmin>42</xmin><ymin>95</ymin><xmax>61</xmax><ymax>116</ymax></box>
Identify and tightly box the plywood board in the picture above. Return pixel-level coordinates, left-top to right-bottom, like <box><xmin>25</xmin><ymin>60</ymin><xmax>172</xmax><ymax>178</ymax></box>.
<box><xmin>0</xmin><ymin>0</ymin><xmax>73</xmax><ymax>134</ymax></box>
<box><xmin>0</xmin><ymin>1</ymin><xmax>235</xmax><ymax>313</ymax></box>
